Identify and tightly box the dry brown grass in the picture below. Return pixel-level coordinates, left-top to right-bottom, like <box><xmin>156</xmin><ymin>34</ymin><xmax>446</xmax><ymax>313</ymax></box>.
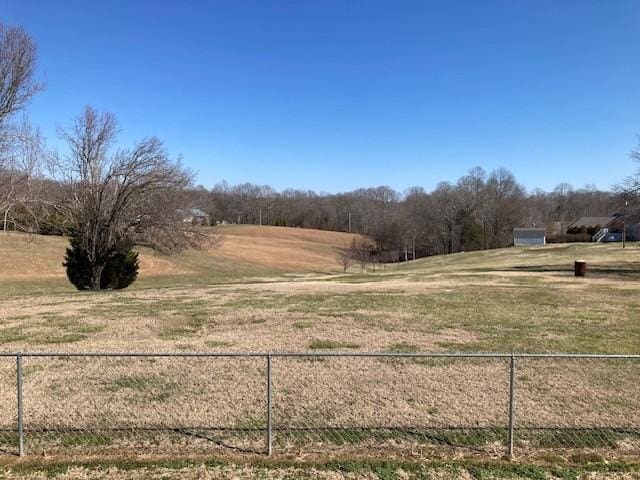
<box><xmin>214</xmin><ymin>225</ymin><xmax>356</xmax><ymax>273</ymax></box>
<box><xmin>0</xmin><ymin>234</ymin><xmax>69</xmax><ymax>282</ymax></box>
<box><xmin>0</xmin><ymin>226</ymin><xmax>356</xmax><ymax>290</ymax></box>
<box><xmin>4</xmin><ymin>464</ymin><xmax>637</xmax><ymax>480</ymax></box>
<box><xmin>1</xmin><ymin>234</ymin><xmax>639</xmax><ymax>463</ymax></box>
<box><xmin>0</xmin><ymin>464</ymin><xmax>380</xmax><ymax>480</ymax></box>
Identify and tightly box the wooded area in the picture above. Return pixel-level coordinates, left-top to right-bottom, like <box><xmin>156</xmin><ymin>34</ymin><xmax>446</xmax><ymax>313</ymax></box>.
<box><xmin>184</xmin><ymin>173</ymin><xmax>634</xmax><ymax>261</ymax></box>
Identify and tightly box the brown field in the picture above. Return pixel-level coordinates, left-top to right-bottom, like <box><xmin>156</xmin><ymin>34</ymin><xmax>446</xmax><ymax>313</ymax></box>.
<box><xmin>0</xmin><ymin>226</ymin><xmax>356</xmax><ymax>291</ymax></box>
<box><xmin>214</xmin><ymin>225</ymin><xmax>356</xmax><ymax>272</ymax></box>
<box><xmin>1</xmin><ymin>233</ymin><xmax>638</xmax><ymax>355</ymax></box>
<box><xmin>0</xmin><ymin>230</ymin><xmax>639</xmax><ymax>472</ymax></box>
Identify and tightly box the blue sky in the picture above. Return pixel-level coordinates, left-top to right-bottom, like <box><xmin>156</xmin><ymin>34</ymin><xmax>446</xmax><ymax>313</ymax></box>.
<box><xmin>2</xmin><ymin>0</ymin><xmax>639</xmax><ymax>193</ymax></box>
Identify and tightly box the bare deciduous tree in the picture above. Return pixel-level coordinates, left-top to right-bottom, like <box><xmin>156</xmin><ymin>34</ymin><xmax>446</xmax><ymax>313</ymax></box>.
<box><xmin>0</xmin><ymin>116</ymin><xmax>51</xmax><ymax>232</ymax></box>
<box><xmin>348</xmin><ymin>236</ymin><xmax>375</xmax><ymax>272</ymax></box>
<box><xmin>0</xmin><ymin>23</ymin><xmax>46</xmax><ymax>232</ymax></box>
<box><xmin>618</xmin><ymin>140</ymin><xmax>640</xmax><ymax>236</ymax></box>
<box><xmin>336</xmin><ymin>248</ymin><xmax>355</xmax><ymax>273</ymax></box>
<box><xmin>621</xmin><ymin>140</ymin><xmax>640</xmax><ymax>197</ymax></box>
<box><xmin>0</xmin><ymin>23</ymin><xmax>42</xmax><ymax>128</ymax></box>
<box><xmin>53</xmin><ymin>106</ymin><xmax>214</xmax><ymax>290</ymax></box>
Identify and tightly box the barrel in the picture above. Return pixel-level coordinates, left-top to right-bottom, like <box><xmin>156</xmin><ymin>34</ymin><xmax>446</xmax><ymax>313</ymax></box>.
<box><xmin>574</xmin><ymin>260</ymin><xmax>587</xmax><ymax>277</ymax></box>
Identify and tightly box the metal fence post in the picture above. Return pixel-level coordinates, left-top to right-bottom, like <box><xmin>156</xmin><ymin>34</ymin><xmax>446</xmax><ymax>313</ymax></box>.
<box><xmin>266</xmin><ymin>352</ymin><xmax>272</xmax><ymax>455</ymax></box>
<box><xmin>16</xmin><ymin>353</ymin><xmax>24</xmax><ymax>457</ymax></box>
<box><xmin>507</xmin><ymin>354</ymin><xmax>516</xmax><ymax>459</ymax></box>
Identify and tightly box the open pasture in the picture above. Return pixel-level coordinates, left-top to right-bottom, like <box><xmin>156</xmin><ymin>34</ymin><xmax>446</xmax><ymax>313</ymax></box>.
<box><xmin>0</xmin><ymin>232</ymin><xmax>639</xmax><ymax>464</ymax></box>
<box><xmin>1</xmin><ymin>233</ymin><xmax>638</xmax><ymax>355</ymax></box>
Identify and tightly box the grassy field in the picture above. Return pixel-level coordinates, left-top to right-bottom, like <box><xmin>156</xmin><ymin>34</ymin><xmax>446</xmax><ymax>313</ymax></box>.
<box><xmin>0</xmin><ymin>229</ymin><xmax>639</xmax><ymax>470</ymax></box>
<box><xmin>1</xmin><ymin>230</ymin><xmax>638</xmax><ymax>354</ymax></box>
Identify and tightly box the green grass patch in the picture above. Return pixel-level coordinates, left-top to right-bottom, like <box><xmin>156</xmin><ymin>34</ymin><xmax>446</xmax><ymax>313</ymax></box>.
<box><xmin>204</xmin><ymin>340</ymin><xmax>233</xmax><ymax>348</ymax></box>
<box><xmin>308</xmin><ymin>339</ymin><xmax>360</xmax><ymax>350</ymax></box>
<box><xmin>0</xmin><ymin>326</ymin><xmax>28</xmax><ymax>344</ymax></box>
<box><xmin>0</xmin><ymin>316</ymin><xmax>104</xmax><ymax>345</ymax></box>
<box><xmin>1</xmin><ymin>456</ymin><xmax>639</xmax><ymax>480</ymax></box>
<box><xmin>104</xmin><ymin>374</ymin><xmax>178</xmax><ymax>402</ymax></box>
<box><xmin>386</xmin><ymin>342</ymin><xmax>419</xmax><ymax>353</ymax></box>
<box><xmin>528</xmin><ymin>429</ymin><xmax>627</xmax><ymax>449</ymax></box>
<box><xmin>292</xmin><ymin>320</ymin><xmax>315</xmax><ymax>330</ymax></box>
<box><xmin>59</xmin><ymin>432</ymin><xmax>113</xmax><ymax>448</ymax></box>
<box><xmin>158</xmin><ymin>314</ymin><xmax>209</xmax><ymax>340</ymax></box>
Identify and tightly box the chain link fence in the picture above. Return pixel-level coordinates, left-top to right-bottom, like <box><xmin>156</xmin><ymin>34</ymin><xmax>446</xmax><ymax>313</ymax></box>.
<box><xmin>516</xmin><ymin>357</ymin><xmax>640</xmax><ymax>454</ymax></box>
<box><xmin>271</xmin><ymin>355</ymin><xmax>510</xmax><ymax>456</ymax></box>
<box><xmin>0</xmin><ymin>352</ymin><xmax>637</xmax><ymax>459</ymax></box>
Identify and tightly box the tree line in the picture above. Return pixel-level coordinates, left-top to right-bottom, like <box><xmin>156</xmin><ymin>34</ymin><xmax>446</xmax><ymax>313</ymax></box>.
<box><xmin>185</xmin><ymin>173</ymin><xmax>628</xmax><ymax>262</ymax></box>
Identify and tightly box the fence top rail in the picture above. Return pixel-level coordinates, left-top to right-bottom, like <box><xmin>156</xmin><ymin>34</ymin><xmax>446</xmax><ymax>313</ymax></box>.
<box><xmin>0</xmin><ymin>351</ymin><xmax>638</xmax><ymax>359</ymax></box>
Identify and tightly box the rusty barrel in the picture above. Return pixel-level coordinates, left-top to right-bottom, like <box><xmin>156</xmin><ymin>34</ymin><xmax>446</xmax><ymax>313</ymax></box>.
<box><xmin>574</xmin><ymin>260</ymin><xmax>587</xmax><ymax>277</ymax></box>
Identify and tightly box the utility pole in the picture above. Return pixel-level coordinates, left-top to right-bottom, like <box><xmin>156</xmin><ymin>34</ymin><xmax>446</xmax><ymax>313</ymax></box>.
<box><xmin>348</xmin><ymin>211</ymin><xmax>352</xmax><ymax>233</ymax></box>
<box><xmin>259</xmin><ymin>208</ymin><xmax>262</xmax><ymax>226</ymax></box>
<box><xmin>623</xmin><ymin>200</ymin><xmax>627</xmax><ymax>248</ymax></box>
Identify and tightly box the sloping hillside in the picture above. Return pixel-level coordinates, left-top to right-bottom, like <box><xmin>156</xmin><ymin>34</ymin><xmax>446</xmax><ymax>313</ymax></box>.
<box><xmin>3</xmin><ymin>227</ymin><xmax>638</xmax><ymax>294</ymax></box>
<box><xmin>0</xmin><ymin>225</ymin><xmax>356</xmax><ymax>292</ymax></box>
<box><xmin>214</xmin><ymin>225</ymin><xmax>355</xmax><ymax>272</ymax></box>
<box><xmin>388</xmin><ymin>242</ymin><xmax>640</xmax><ymax>279</ymax></box>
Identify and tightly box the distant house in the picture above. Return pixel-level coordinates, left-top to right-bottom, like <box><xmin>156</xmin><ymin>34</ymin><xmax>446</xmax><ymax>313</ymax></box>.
<box><xmin>567</xmin><ymin>215</ymin><xmax>624</xmax><ymax>242</ymax></box>
<box><xmin>567</xmin><ymin>216</ymin><xmax>622</xmax><ymax>233</ymax></box>
<box><xmin>513</xmin><ymin>228</ymin><xmax>546</xmax><ymax>246</ymax></box>
<box><xmin>181</xmin><ymin>208</ymin><xmax>210</xmax><ymax>226</ymax></box>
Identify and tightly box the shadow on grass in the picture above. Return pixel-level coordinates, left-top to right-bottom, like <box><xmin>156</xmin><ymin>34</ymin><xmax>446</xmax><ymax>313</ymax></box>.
<box><xmin>0</xmin><ymin>426</ymin><xmax>638</xmax><ymax>456</ymax></box>
<box><xmin>0</xmin><ymin>427</ymin><xmax>268</xmax><ymax>456</ymax></box>
<box><xmin>518</xmin><ymin>427</ymin><xmax>640</xmax><ymax>449</ymax></box>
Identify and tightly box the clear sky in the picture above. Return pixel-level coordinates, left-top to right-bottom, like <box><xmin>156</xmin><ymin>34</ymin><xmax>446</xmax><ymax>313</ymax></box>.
<box><xmin>2</xmin><ymin>0</ymin><xmax>639</xmax><ymax>193</ymax></box>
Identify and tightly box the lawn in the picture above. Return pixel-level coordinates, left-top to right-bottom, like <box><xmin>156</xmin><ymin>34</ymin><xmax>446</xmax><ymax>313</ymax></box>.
<box><xmin>1</xmin><ymin>240</ymin><xmax>638</xmax><ymax>354</ymax></box>
<box><xmin>0</xmin><ymin>234</ymin><xmax>639</xmax><ymax>463</ymax></box>
<box><xmin>1</xmin><ymin>457</ymin><xmax>639</xmax><ymax>480</ymax></box>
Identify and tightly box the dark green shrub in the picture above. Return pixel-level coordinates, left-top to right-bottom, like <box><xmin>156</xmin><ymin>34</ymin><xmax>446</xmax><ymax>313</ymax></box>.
<box><xmin>63</xmin><ymin>238</ymin><xmax>93</xmax><ymax>290</ymax></box>
<box><xmin>101</xmin><ymin>250</ymin><xmax>139</xmax><ymax>290</ymax></box>
<box><xmin>63</xmin><ymin>237</ymin><xmax>139</xmax><ymax>290</ymax></box>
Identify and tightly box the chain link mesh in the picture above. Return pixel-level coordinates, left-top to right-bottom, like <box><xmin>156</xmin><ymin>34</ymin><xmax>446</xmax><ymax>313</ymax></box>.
<box><xmin>0</xmin><ymin>354</ymin><xmax>636</xmax><ymax>459</ymax></box>
<box><xmin>21</xmin><ymin>355</ymin><xmax>266</xmax><ymax>455</ymax></box>
<box><xmin>516</xmin><ymin>358</ymin><xmax>640</xmax><ymax>457</ymax></box>
<box><xmin>272</xmin><ymin>356</ymin><xmax>510</xmax><ymax>456</ymax></box>
<box><xmin>0</xmin><ymin>357</ymin><xmax>17</xmax><ymax>454</ymax></box>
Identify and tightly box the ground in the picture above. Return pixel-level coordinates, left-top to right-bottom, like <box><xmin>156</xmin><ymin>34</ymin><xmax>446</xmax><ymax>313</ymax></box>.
<box><xmin>1</xmin><ymin>458</ymin><xmax>639</xmax><ymax>479</ymax></box>
<box><xmin>1</xmin><ymin>229</ymin><xmax>638</xmax><ymax>353</ymax></box>
<box><xmin>0</xmin><ymin>225</ymin><xmax>355</xmax><ymax>294</ymax></box>
<box><xmin>0</xmin><ymin>228</ymin><xmax>639</xmax><ymax>478</ymax></box>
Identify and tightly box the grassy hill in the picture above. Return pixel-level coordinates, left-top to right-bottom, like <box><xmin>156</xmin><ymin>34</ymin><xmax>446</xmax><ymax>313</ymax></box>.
<box><xmin>0</xmin><ymin>225</ymin><xmax>356</xmax><ymax>293</ymax></box>
<box><xmin>386</xmin><ymin>241</ymin><xmax>640</xmax><ymax>279</ymax></box>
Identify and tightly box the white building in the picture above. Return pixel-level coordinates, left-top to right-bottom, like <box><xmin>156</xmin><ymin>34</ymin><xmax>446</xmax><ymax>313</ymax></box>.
<box><xmin>513</xmin><ymin>228</ymin><xmax>546</xmax><ymax>246</ymax></box>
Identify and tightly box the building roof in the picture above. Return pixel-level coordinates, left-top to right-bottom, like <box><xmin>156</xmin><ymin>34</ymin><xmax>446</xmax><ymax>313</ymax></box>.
<box><xmin>177</xmin><ymin>208</ymin><xmax>209</xmax><ymax>218</ymax></box>
<box><xmin>189</xmin><ymin>208</ymin><xmax>209</xmax><ymax>217</ymax></box>
<box><xmin>513</xmin><ymin>228</ymin><xmax>546</xmax><ymax>234</ymax></box>
<box><xmin>568</xmin><ymin>216</ymin><xmax>617</xmax><ymax>229</ymax></box>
